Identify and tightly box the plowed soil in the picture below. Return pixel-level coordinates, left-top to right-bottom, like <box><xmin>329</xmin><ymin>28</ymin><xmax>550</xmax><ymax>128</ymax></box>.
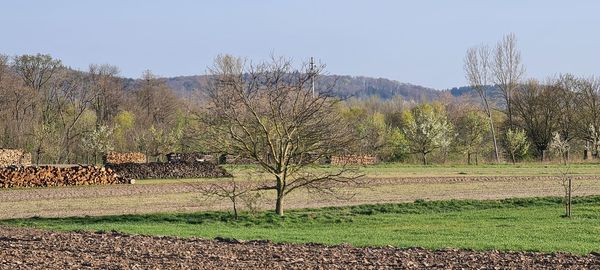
<box><xmin>0</xmin><ymin>227</ymin><xmax>598</xmax><ymax>269</ymax></box>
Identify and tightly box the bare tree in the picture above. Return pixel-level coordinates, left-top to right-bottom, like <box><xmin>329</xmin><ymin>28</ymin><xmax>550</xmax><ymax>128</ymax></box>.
<box><xmin>0</xmin><ymin>54</ymin><xmax>8</xmax><ymax>85</ymax></box>
<box><xmin>0</xmin><ymin>56</ymin><xmax>40</xmax><ymax>147</ymax></box>
<box><xmin>203</xmin><ymin>55</ymin><xmax>361</xmax><ymax>216</ymax></box>
<box><xmin>200</xmin><ymin>177</ymin><xmax>251</xmax><ymax>219</ymax></box>
<box><xmin>549</xmin><ymin>132</ymin><xmax>573</xmax><ymax>218</ymax></box>
<box><xmin>574</xmin><ymin>77</ymin><xmax>600</xmax><ymax>158</ymax></box>
<box><xmin>511</xmin><ymin>79</ymin><xmax>560</xmax><ymax>160</ymax></box>
<box><xmin>13</xmin><ymin>54</ymin><xmax>62</xmax><ymax>93</ymax></box>
<box><xmin>198</xmin><ymin>167</ymin><xmax>264</xmax><ymax>219</ymax></box>
<box><xmin>53</xmin><ymin>70</ymin><xmax>96</xmax><ymax>163</ymax></box>
<box><xmin>552</xmin><ymin>74</ymin><xmax>579</xmax><ymax>160</ymax></box>
<box><xmin>0</xmin><ymin>54</ymin><xmax>13</xmax><ymax>146</ymax></box>
<box><xmin>135</xmin><ymin>70</ymin><xmax>179</xmax><ymax>127</ymax></box>
<box><xmin>88</xmin><ymin>64</ymin><xmax>123</xmax><ymax>126</ymax></box>
<box><xmin>464</xmin><ymin>45</ymin><xmax>500</xmax><ymax>163</ymax></box>
<box><xmin>0</xmin><ymin>54</ymin><xmax>9</xmax><ymax>125</ymax></box>
<box><xmin>492</xmin><ymin>33</ymin><xmax>525</xmax><ymax>128</ymax></box>
<box><xmin>13</xmin><ymin>54</ymin><xmax>63</xmax><ymax>124</ymax></box>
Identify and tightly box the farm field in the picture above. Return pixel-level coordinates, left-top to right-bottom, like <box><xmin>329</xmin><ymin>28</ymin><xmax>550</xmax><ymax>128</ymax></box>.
<box><xmin>4</xmin><ymin>196</ymin><xmax>600</xmax><ymax>254</ymax></box>
<box><xmin>1</xmin><ymin>225</ymin><xmax>598</xmax><ymax>269</ymax></box>
<box><xmin>1</xmin><ymin>163</ymin><xmax>600</xmax><ymax>219</ymax></box>
<box><xmin>1</xmin><ymin>163</ymin><xmax>600</xmax><ymax>268</ymax></box>
<box><xmin>358</xmin><ymin>163</ymin><xmax>600</xmax><ymax>177</ymax></box>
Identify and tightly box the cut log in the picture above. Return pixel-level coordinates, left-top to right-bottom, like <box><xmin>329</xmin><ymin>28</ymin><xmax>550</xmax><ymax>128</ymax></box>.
<box><xmin>0</xmin><ymin>165</ymin><xmax>130</xmax><ymax>188</ymax></box>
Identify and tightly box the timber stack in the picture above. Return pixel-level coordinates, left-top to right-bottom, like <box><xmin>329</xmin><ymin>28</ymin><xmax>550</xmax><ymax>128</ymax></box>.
<box><xmin>103</xmin><ymin>152</ymin><xmax>146</xmax><ymax>164</ymax></box>
<box><xmin>166</xmin><ymin>152</ymin><xmax>214</xmax><ymax>163</ymax></box>
<box><xmin>106</xmin><ymin>161</ymin><xmax>231</xmax><ymax>180</ymax></box>
<box><xmin>0</xmin><ymin>149</ymin><xmax>32</xmax><ymax>168</ymax></box>
<box><xmin>330</xmin><ymin>155</ymin><xmax>378</xmax><ymax>165</ymax></box>
<box><xmin>0</xmin><ymin>165</ymin><xmax>131</xmax><ymax>188</ymax></box>
<box><xmin>224</xmin><ymin>154</ymin><xmax>258</xmax><ymax>164</ymax></box>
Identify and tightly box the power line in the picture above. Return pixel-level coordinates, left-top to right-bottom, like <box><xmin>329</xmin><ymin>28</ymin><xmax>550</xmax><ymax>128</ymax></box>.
<box><xmin>310</xmin><ymin>57</ymin><xmax>315</xmax><ymax>97</ymax></box>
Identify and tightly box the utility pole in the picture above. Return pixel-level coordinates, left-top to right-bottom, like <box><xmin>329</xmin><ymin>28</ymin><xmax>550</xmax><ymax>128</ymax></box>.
<box><xmin>310</xmin><ymin>57</ymin><xmax>315</xmax><ymax>97</ymax></box>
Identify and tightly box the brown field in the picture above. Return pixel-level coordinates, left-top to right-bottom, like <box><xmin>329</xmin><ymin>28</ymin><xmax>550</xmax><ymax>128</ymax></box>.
<box><xmin>2</xmin><ymin>166</ymin><xmax>600</xmax><ymax>269</ymax></box>
<box><xmin>1</xmin><ymin>226</ymin><xmax>597</xmax><ymax>269</ymax></box>
<box><xmin>1</xmin><ymin>170</ymin><xmax>599</xmax><ymax>219</ymax></box>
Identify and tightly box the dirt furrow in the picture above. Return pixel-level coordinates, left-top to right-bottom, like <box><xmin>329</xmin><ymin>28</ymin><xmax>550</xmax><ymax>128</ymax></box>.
<box><xmin>0</xmin><ymin>227</ymin><xmax>597</xmax><ymax>269</ymax></box>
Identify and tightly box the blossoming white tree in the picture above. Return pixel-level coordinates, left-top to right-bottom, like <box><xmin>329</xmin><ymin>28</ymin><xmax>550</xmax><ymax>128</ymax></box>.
<box><xmin>401</xmin><ymin>103</ymin><xmax>454</xmax><ymax>165</ymax></box>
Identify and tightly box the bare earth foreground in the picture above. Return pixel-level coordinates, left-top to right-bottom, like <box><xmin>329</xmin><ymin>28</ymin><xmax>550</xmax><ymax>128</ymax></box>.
<box><xmin>0</xmin><ymin>227</ymin><xmax>598</xmax><ymax>269</ymax></box>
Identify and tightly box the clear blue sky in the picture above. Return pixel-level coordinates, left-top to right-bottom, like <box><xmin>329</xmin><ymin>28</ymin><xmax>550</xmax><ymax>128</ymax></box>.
<box><xmin>2</xmin><ymin>0</ymin><xmax>598</xmax><ymax>89</ymax></box>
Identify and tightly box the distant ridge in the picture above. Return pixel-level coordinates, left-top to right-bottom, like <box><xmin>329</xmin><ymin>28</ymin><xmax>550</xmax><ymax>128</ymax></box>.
<box><xmin>161</xmin><ymin>74</ymin><xmax>441</xmax><ymax>102</ymax></box>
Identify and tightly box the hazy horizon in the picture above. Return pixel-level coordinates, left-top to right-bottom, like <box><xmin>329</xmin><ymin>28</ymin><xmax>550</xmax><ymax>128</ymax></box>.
<box><xmin>2</xmin><ymin>0</ymin><xmax>599</xmax><ymax>89</ymax></box>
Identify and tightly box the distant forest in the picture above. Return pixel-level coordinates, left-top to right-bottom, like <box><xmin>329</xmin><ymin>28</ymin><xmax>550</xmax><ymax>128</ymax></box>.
<box><xmin>163</xmin><ymin>74</ymin><xmax>441</xmax><ymax>101</ymax></box>
<box><xmin>4</xmin><ymin>52</ymin><xmax>595</xmax><ymax>166</ymax></box>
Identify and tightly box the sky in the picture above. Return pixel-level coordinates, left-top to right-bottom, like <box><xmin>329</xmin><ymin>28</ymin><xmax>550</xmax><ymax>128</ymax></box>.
<box><xmin>2</xmin><ymin>0</ymin><xmax>599</xmax><ymax>89</ymax></box>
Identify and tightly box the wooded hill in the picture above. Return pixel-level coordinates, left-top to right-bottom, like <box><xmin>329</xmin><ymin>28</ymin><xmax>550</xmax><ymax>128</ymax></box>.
<box><xmin>161</xmin><ymin>74</ymin><xmax>441</xmax><ymax>102</ymax></box>
<box><xmin>0</xmin><ymin>52</ymin><xmax>530</xmax><ymax>166</ymax></box>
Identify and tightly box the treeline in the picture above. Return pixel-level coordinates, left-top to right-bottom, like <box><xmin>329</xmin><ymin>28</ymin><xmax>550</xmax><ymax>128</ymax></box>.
<box><xmin>341</xmin><ymin>95</ymin><xmax>493</xmax><ymax>164</ymax></box>
<box><xmin>0</xmin><ymin>53</ymin><xmax>197</xmax><ymax>164</ymax></box>
<box><xmin>340</xmin><ymin>77</ymin><xmax>599</xmax><ymax>165</ymax></box>
<box><xmin>344</xmin><ymin>34</ymin><xmax>600</xmax><ymax>164</ymax></box>
<box><xmin>1</xmin><ymin>52</ymin><xmax>598</xmax><ymax>165</ymax></box>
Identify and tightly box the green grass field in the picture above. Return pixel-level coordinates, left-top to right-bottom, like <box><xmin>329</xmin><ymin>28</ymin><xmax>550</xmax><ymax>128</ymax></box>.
<box><xmin>4</xmin><ymin>196</ymin><xmax>600</xmax><ymax>255</ymax></box>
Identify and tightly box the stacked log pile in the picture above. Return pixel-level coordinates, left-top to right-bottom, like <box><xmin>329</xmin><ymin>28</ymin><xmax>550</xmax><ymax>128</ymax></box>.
<box><xmin>224</xmin><ymin>155</ymin><xmax>258</xmax><ymax>164</ymax></box>
<box><xmin>330</xmin><ymin>155</ymin><xmax>378</xmax><ymax>165</ymax></box>
<box><xmin>106</xmin><ymin>161</ymin><xmax>231</xmax><ymax>180</ymax></box>
<box><xmin>166</xmin><ymin>152</ymin><xmax>214</xmax><ymax>163</ymax></box>
<box><xmin>103</xmin><ymin>152</ymin><xmax>146</xmax><ymax>164</ymax></box>
<box><xmin>0</xmin><ymin>165</ymin><xmax>131</xmax><ymax>188</ymax></box>
<box><xmin>0</xmin><ymin>149</ymin><xmax>32</xmax><ymax>168</ymax></box>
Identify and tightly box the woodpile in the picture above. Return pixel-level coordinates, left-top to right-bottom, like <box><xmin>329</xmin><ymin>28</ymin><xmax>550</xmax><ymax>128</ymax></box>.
<box><xmin>106</xmin><ymin>161</ymin><xmax>231</xmax><ymax>180</ymax></box>
<box><xmin>330</xmin><ymin>155</ymin><xmax>378</xmax><ymax>165</ymax></box>
<box><xmin>0</xmin><ymin>149</ymin><xmax>31</xmax><ymax>168</ymax></box>
<box><xmin>166</xmin><ymin>152</ymin><xmax>215</xmax><ymax>163</ymax></box>
<box><xmin>224</xmin><ymin>155</ymin><xmax>258</xmax><ymax>164</ymax></box>
<box><xmin>0</xmin><ymin>165</ymin><xmax>131</xmax><ymax>188</ymax></box>
<box><xmin>166</xmin><ymin>153</ymin><xmax>258</xmax><ymax>165</ymax></box>
<box><xmin>103</xmin><ymin>152</ymin><xmax>146</xmax><ymax>164</ymax></box>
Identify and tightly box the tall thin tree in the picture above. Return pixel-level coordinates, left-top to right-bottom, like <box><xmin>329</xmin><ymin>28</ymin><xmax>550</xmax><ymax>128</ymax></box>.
<box><xmin>492</xmin><ymin>33</ymin><xmax>525</xmax><ymax>128</ymax></box>
<box><xmin>464</xmin><ymin>45</ymin><xmax>500</xmax><ymax>163</ymax></box>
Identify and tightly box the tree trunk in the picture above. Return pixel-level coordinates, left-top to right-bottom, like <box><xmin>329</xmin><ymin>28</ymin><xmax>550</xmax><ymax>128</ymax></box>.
<box><xmin>232</xmin><ymin>197</ymin><xmax>238</xmax><ymax>219</ymax></box>
<box><xmin>275</xmin><ymin>192</ymin><xmax>284</xmax><ymax>216</ymax></box>
<box><xmin>467</xmin><ymin>152</ymin><xmax>472</xmax><ymax>165</ymax></box>
<box><xmin>35</xmin><ymin>146</ymin><xmax>42</xmax><ymax>165</ymax></box>
<box><xmin>567</xmin><ymin>176</ymin><xmax>572</xmax><ymax>218</ymax></box>
<box><xmin>489</xmin><ymin>118</ymin><xmax>500</xmax><ymax>163</ymax></box>
<box><xmin>506</xmin><ymin>100</ymin><xmax>513</xmax><ymax>130</ymax></box>
<box><xmin>482</xmin><ymin>100</ymin><xmax>500</xmax><ymax>164</ymax></box>
<box><xmin>421</xmin><ymin>152</ymin><xmax>427</xmax><ymax>165</ymax></box>
<box><xmin>275</xmin><ymin>175</ymin><xmax>285</xmax><ymax>216</ymax></box>
<box><xmin>541</xmin><ymin>150</ymin><xmax>546</xmax><ymax>162</ymax></box>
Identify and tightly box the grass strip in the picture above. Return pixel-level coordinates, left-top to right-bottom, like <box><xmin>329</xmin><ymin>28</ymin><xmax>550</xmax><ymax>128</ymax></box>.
<box><xmin>3</xmin><ymin>196</ymin><xmax>600</xmax><ymax>254</ymax></box>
